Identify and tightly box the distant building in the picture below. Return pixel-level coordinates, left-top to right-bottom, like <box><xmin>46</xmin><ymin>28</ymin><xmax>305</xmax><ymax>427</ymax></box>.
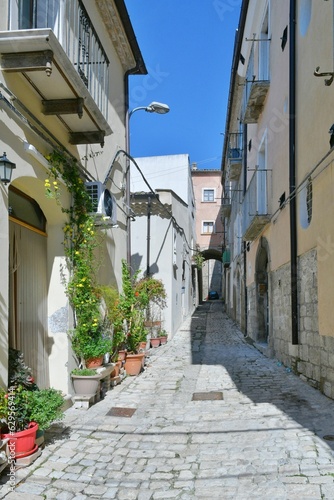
<box><xmin>131</xmin><ymin>154</ymin><xmax>197</xmax><ymax>337</ymax></box>
<box><xmin>191</xmin><ymin>167</ymin><xmax>223</xmax><ymax>301</ymax></box>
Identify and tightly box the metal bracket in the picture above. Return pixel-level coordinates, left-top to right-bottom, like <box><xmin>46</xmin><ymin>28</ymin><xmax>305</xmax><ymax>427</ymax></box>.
<box><xmin>314</xmin><ymin>66</ymin><xmax>334</xmax><ymax>86</ymax></box>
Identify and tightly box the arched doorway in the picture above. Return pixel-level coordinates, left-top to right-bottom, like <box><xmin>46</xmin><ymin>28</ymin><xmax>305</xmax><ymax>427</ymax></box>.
<box><xmin>8</xmin><ymin>186</ymin><xmax>49</xmax><ymax>388</ymax></box>
<box><xmin>255</xmin><ymin>238</ymin><xmax>270</xmax><ymax>343</ymax></box>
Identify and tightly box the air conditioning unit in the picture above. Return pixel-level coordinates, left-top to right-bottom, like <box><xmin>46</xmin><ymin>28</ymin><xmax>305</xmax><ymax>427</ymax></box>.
<box><xmin>85</xmin><ymin>181</ymin><xmax>117</xmax><ymax>225</ymax></box>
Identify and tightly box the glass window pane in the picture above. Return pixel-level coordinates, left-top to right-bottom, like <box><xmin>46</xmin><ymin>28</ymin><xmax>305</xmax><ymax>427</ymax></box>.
<box><xmin>9</xmin><ymin>187</ymin><xmax>46</xmax><ymax>232</ymax></box>
<box><xmin>203</xmin><ymin>189</ymin><xmax>214</xmax><ymax>202</ymax></box>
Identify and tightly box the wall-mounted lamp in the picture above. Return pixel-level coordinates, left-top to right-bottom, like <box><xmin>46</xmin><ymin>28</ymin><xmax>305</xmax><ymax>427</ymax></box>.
<box><xmin>0</xmin><ymin>152</ymin><xmax>16</xmax><ymax>185</ymax></box>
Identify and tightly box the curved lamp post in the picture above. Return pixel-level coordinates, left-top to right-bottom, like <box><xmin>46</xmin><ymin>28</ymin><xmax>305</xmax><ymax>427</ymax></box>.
<box><xmin>126</xmin><ymin>101</ymin><xmax>170</xmax><ymax>266</ymax></box>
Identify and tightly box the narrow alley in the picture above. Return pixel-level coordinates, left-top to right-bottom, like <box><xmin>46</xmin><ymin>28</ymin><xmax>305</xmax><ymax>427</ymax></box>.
<box><xmin>1</xmin><ymin>302</ymin><xmax>334</xmax><ymax>499</ymax></box>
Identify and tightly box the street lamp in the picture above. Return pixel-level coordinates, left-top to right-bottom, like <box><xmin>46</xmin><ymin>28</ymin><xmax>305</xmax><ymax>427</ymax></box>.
<box><xmin>0</xmin><ymin>152</ymin><xmax>16</xmax><ymax>185</ymax></box>
<box><xmin>126</xmin><ymin>101</ymin><xmax>170</xmax><ymax>266</ymax></box>
<box><xmin>129</xmin><ymin>101</ymin><xmax>170</xmax><ymax>119</ymax></box>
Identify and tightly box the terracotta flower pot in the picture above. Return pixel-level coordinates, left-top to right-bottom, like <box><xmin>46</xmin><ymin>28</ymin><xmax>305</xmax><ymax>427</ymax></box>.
<box><xmin>124</xmin><ymin>353</ymin><xmax>145</xmax><ymax>376</ymax></box>
<box><xmin>2</xmin><ymin>421</ymin><xmax>38</xmax><ymax>458</ymax></box>
<box><xmin>150</xmin><ymin>338</ymin><xmax>161</xmax><ymax>348</ymax></box>
<box><xmin>111</xmin><ymin>360</ymin><xmax>122</xmax><ymax>378</ymax></box>
<box><xmin>159</xmin><ymin>336</ymin><xmax>168</xmax><ymax>345</ymax></box>
<box><xmin>118</xmin><ymin>350</ymin><xmax>127</xmax><ymax>361</ymax></box>
<box><xmin>85</xmin><ymin>356</ymin><xmax>103</xmax><ymax>369</ymax></box>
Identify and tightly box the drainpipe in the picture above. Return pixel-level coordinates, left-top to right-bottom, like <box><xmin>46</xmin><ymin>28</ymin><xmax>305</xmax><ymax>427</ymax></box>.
<box><xmin>243</xmin><ymin>123</ymin><xmax>248</xmax><ymax>337</ymax></box>
<box><xmin>289</xmin><ymin>0</ymin><xmax>298</xmax><ymax>344</ymax></box>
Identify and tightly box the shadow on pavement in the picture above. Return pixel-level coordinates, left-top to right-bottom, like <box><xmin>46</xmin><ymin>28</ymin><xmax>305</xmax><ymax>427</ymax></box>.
<box><xmin>190</xmin><ymin>301</ymin><xmax>334</xmax><ymax>451</ymax></box>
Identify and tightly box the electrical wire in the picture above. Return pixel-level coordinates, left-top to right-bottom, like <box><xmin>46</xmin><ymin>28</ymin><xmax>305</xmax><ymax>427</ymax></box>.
<box><xmin>110</xmin><ymin>149</ymin><xmax>198</xmax><ymax>254</ymax></box>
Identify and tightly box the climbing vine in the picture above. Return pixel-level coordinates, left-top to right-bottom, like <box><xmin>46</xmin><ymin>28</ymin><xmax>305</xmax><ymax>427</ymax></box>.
<box><xmin>45</xmin><ymin>151</ymin><xmax>108</xmax><ymax>358</ymax></box>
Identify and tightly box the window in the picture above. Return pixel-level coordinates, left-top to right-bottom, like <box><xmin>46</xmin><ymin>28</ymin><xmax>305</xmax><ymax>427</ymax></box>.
<box><xmin>9</xmin><ymin>186</ymin><xmax>46</xmax><ymax>233</ymax></box>
<box><xmin>202</xmin><ymin>189</ymin><xmax>215</xmax><ymax>202</ymax></box>
<box><xmin>202</xmin><ymin>221</ymin><xmax>214</xmax><ymax>234</ymax></box>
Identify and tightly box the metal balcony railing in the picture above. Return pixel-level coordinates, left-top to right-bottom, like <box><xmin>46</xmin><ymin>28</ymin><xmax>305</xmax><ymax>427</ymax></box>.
<box><xmin>227</xmin><ymin>133</ymin><xmax>243</xmax><ymax>181</ymax></box>
<box><xmin>227</xmin><ymin>133</ymin><xmax>243</xmax><ymax>160</ymax></box>
<box><xmin>242</xmin><ymin>169</ymin><xmax>271</xmax><ymax>240</ymax></box>
<box><xmin>16</xmin><ymin>0</ymin><xmax>109</xmax><ymax>118</ymax></box>
<box><xmin>242</xmin><ymin>43</ymin><xmax>270</xmax><ymax>123</ymax></box>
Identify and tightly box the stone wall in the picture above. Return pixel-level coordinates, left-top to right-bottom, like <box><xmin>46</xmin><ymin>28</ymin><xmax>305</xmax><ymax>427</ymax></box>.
<box><xmin>245</xmin><ymin>248</ymin><xmax>334</xmax><ymax>400</ymax></box>
<box><xmin>271</xmin><ymin>262</ymin><xmax>292</xmax><ymax>366</ymax></box>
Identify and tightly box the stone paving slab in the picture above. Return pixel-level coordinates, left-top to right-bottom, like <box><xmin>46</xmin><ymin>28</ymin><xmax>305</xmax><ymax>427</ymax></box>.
<box><xmin>1</xmin><ymin>302</ymin><xmax>334</xmax><ymax>498</ymax></box>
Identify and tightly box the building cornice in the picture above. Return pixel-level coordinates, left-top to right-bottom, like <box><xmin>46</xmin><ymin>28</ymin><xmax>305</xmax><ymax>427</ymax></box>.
<box><xmin>95</xmin><ymin>0</ymin><xmax>147</xmax><ymax>74</ymax></box>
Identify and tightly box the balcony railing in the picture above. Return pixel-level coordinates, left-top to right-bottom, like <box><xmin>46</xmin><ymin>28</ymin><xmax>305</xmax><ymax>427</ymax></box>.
<box><xmin>242</xmin><ymin>44</ymin><xmax>269</xmax><ymax>123</ymax></box>
<box><xmin>12</xmin><ymin>0</ymin><xmax>109</xmax><ymax>118</ymax></box>
<box><xmin>221</xmin><ymin>196</ymin><xmax>231</xmax><ymax>218</ymax></box>
<box><xmin>242</xmin><ymin>169</ymin><xmax>271</xmax><ymax>240</ymax></box>
<box><xmin>227</xmin><ymin>133</ymin><xmax>243</xmax><ymax>181</ymax></box>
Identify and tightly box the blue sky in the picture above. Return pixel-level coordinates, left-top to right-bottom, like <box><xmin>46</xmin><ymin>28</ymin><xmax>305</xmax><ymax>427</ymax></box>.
<box><xmin>125</xmin><ymin>1</ymin><xmax>241</xmax><ymax>171</ymax></box>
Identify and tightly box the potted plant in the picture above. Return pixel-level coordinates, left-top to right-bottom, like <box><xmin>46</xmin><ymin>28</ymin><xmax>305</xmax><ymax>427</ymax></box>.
<box><xmin>28</xmin><ymin>388</ymin><xmax>64</xmax><ymax>431</ymax></box>
<box><xmin>0</xmin><ymin>386</ymin><xmax>64</xmax><ymax>458</ymax></box>
<box><xmin>0</xmin><ymin>349</ymin><xmax>65</xmax><ymax>457</ymax></box>
<box><xmin>158</xmin><ymin>330</ymin><xmax>168</xmax><ymax>345</ymax></box>
<box><xmin>69</xmin><ymin>319</ymin><xmax>112</xmax><ymax>369</ymax></box>
<box><xmin>70</xmin><ymin>367</ymin><xmax>102</xmax><ymax>396</ymax></box>
<box><xmin>98</xmin><ymin>285</ymin><xmax>126</xmax><ymax>362</ymax></box>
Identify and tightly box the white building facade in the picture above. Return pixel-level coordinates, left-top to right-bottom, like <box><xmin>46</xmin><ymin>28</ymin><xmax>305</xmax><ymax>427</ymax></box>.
<box><xmin>130</xmin><ymin>154</ymin><xmax>198</xmax><ymax>338</ymax></box>
<box><xmin>0</xmin><ymin>0</ymin><xmax>146</xmax><ymax>393</ymax></box>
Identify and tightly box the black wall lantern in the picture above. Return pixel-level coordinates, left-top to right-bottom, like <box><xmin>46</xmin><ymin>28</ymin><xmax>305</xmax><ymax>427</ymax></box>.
<box><xmin>0</xmin><ymin>152</ymin><xmax>16</xmax><ymax>185</ymax></box>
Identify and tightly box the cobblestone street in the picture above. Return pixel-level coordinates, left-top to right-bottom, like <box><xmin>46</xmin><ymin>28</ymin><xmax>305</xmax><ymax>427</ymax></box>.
<box><xmin>1</xmin><ymin>301</ymin><xmax>334</xmax><ymax>499</ymax></box>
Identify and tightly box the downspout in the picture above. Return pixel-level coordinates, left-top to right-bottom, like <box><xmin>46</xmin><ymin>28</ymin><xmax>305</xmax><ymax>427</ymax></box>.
<box><xmin>243</xmin><ymin>123</ymin><xmax>248</xmax><ymax>337</ymax></box>
<box><xmin>289</xmin><ymin>0</ymin><xmax>298</xmax><ymax>344</ymax></box>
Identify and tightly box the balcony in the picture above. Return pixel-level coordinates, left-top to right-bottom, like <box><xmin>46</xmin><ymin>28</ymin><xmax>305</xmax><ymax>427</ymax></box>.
<box><xmin>221</xmin><ymin>197</ymin><xmax>231</xmax><ymax>218</ymax></box>
<box><xmin>242</xmin><ymin>169</ymin><xmax>271</xmax><ymax>241</ymax></box>
<box><xmin>242</xmin><ymin>44</ymin><xmax>270</xmax><ymax>124</ymax></box>
<box><xmin>0</xmin><ymin>0</ymin><xmax>112</xmax><ymax>145</ymax></box>
<box><xmin>243</xmin><ymin>80</ymin><xmax>270</xmax><ymax>123</ymax></box>
<box><xmin>227</xmin><ymin>133</ymin><xmax>243</xmax><ymax>181</ymax></box>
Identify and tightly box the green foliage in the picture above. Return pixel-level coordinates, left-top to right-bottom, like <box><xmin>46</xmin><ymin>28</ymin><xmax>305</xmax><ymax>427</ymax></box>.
<box><xmin>70</xmin><ymin>328</ymin><xmax>112</xmax><ymax>361</ymax></box>
<box><xmin>117</xmin><ymin>261</ymin><xmax>167</xmax><ymax>353</ymax></box>
<box><xmin>8</xmin><ymin>348</ymin><xmax>38</xmax><ymax>390</ymax></box>
<box><xmin>98</xmin><ymin>286</ymin><xmax>126</xmax><ymax>360</ymax></box>
<box><xmin>193</xmin><ymin>246</ymin><xmax>205</xmax><ymax>269</ymax></box>
<box><xmin>46</xmin><ymin>150</ymin><xmax>109</xmax><ymax>363</ymax></box>
<box><xmin>118</xmin><ymin>261</ymin><xmax>145</xmax><ymax>353</ymax></box>
<box><xmin>134</xmin><ymin>276</ymin><xmax>167</xmax><ymax>310</ymax></box>
<box><xmin>26</xmin><ymin>388</ymin><xmax>64</xmax><ymax>431</ymax></box>
<box><xmin>0</xmin><ymin>385</ymin><xmax>64</xmax><ymax>432</ymax></box>
<box><xmin>71</xmin><ymin>368</ymin><xmax>97</xmax><ymax>376</ymax></box>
